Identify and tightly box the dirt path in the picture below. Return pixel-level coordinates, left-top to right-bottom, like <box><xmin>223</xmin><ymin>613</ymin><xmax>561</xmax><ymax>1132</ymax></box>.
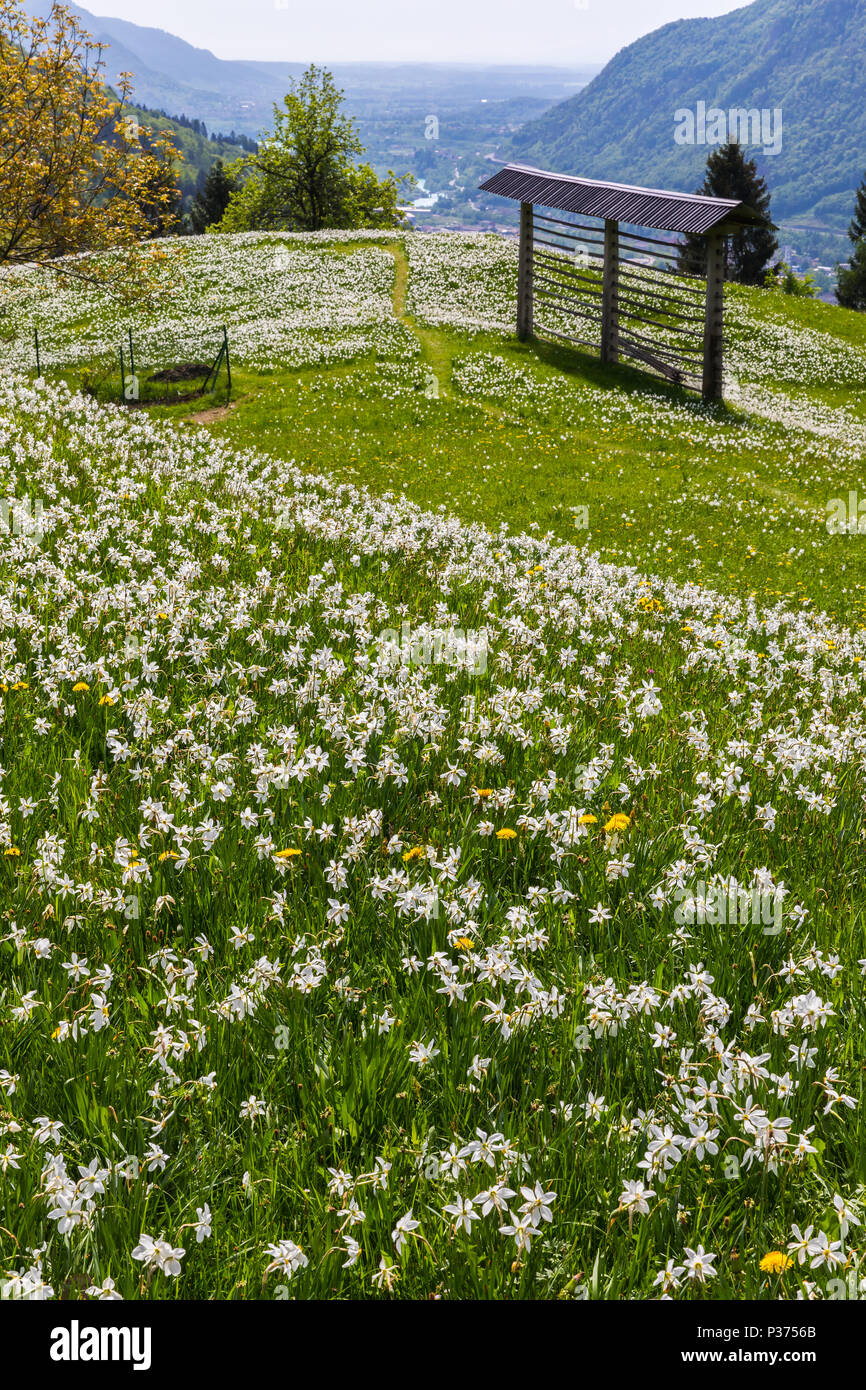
<box><xmin>384</xmin><ymin>242</ymin><xmax>456</xmax><ymax>400</ymax></box>
<box><xmin>186</xmin><ymin>400</ymin><xmax>240</xmax><ymax>425</ymax></box>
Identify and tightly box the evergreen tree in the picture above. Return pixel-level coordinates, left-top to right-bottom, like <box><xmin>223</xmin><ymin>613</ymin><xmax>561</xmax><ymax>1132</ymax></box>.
<box><xmin>678</xmin><ymin>142</ymin><xmax>778</xmax><ymax>286</ymax></box>
<box><xmin>848</xmin><ymin>172</ymin><xmax>866</xmax><ymax>243</ymax></box>
<box><xmin>836</xmin><ymin>171</ymin><xmax>866</xmax><ymax>311</ymax></box>
<box><xmin>189</xmin><ymin>159</ymin><xmax>238</xmax><ymax>234</ymax></box>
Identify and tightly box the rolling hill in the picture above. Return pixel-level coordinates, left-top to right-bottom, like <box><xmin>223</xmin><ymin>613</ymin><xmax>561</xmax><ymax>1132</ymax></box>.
<box><xmin>124</xmin><ymin>105</ymin><xmax>254</xmax><ymax>210</ymax></box>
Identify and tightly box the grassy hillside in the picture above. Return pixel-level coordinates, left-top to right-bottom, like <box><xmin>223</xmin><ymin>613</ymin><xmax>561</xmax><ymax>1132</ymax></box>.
<box><xmin>0</xmin><ymin>231</ymin><xmax>865</xmax><ymax>1303</ymax></box>
<box><xmin>124</xmin><ymin>105</ymin><xmax>253</xmax><ymax>212</ymax></box>
<box><xmin>512</xmin><ymin>0</ymin><xmax>866</xmax><ymax>254</ymax></box>
<box><xmin>4</xmin><ymin>230</ymin><xmax>865</xmax><ymax>622</ymax></box>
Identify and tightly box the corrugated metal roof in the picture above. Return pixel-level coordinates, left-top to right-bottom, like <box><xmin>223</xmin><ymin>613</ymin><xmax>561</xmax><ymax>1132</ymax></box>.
<box><xmin>478</xmin><ymin>163</ymin><xmax>764</xmax><ymax>235</ymax></box>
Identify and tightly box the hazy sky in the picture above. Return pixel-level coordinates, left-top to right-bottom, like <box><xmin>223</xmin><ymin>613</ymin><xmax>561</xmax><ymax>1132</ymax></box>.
<box><xmin>84</xmin><ymin>0</ymin><xmax>751</xmax><ymax>65</ymax></box>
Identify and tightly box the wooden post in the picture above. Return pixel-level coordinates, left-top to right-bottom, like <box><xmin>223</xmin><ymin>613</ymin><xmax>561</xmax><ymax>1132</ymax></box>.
<box><xmin>517</xmin><ymin>201</ymin><xmax>533</xmax><ymax>340</ymax></box>
<box><xmin>601</xmin><ymin>219</ymin><xmax>619</xmax><ymax>364</ymax></box>
<box><xmin>702</xmin><ymin>231</ymin><xmax>725</xmax><ymax>401</ymax></box>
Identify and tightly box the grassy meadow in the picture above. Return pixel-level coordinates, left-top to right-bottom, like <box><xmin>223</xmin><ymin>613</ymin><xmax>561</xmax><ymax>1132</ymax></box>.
<box><xmin>0</xmin><ymin>229</ymin><xmax>864</xmax><ymax>1302</ymax></box>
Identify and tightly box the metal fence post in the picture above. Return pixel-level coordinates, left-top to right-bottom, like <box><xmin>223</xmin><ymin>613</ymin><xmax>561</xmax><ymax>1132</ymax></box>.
<box><xmin>517</xmin><ymin>202</ymin><xmax>534</xmax><ymax>341</ymax></box>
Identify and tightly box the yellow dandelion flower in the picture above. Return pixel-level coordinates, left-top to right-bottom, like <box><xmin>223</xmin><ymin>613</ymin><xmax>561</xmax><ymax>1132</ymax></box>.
<box><xmin>4</xmin><ymin>846</ymin><xmax>21</xmax><ymax>857</ymax></box>
<box><xmin>578</xmin><ymin>814</ymin><xmax>598</xmax><ymax>826</ymax></box>
<box><xmin>473</xmin><ymin>788</ymin><xmax>493</xmax><ymax>798</ymax></box>
<box><xmin>496</xmin><ymin>828</ymin><xmax>517</xmax><ymax>841</ymax></box>
<box><xmin>274</xmin><ymin>848</ymin><xmax>302</xmax><ymax>859</ymax></box>
<box><xmin>72</xmin><ymin>681</ymin><xmax>90</xmax><ymax>692</ymax></box>
<box><xmin>11</xmin><ymin>681</ymin><xmax>28</xmax><ymax>691</ymax></box>
<box><xmin>604</xmin><ymin>813</ymin><xmax>631</xmax><ymax>834</ymax></box>
<box><xmin>98</xmin><ymin>695</ymin><xmax>115</xmax><ymax>706</ymax></box>
<box><xmin>759</xmin><ymin>1251</ymin><xmax>793</xmax><ymax>1274</ymax></box>
<box><xmin>453</xmin><ymin>937</ymin><xmax>474</xmax><ymax>951</ymax></box>
<box><xmin>158</xmin><ymin>851</ymin><xmax>179</xmax><ymax>862</ymax></box>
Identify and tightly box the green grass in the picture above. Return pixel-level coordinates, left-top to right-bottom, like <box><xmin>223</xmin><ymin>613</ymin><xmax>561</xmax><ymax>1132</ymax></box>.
<box><xmin>47</xmin><ymin>239</ymin><xmax>863</xmax><ymax>625</ymax></box>
<box><xmin>2</xmin><ymin>232</ymin><xmax>865</xmax><ymax>1303</ymax></box>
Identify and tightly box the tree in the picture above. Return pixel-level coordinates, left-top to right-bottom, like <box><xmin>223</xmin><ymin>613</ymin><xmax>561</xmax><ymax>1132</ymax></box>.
<box><xmin>136</xmin><ymin>126</ymin><xmax>184</xmax><ymax>237</ymax></box>
<box><xmin>0</xmin><ymin>1</ymin><xmax>181</xmax><ymax>296</ymax></box>
<box><xmin>219</xmin><ymin>65</ymin><xmax>409</xmax><ymax>233</ymax></box>
<box><xmin>678</xmin><ymin>142</ymin><xmax>778</xmax><ymax>286</ymax></box>
<box><xmin>765</xmin><ymin>261</ymin><xmax>818</xmax><ymax>299</ymax></box>
<box><xmin>189</xmin><ymin>159</ymin><xmax>238</xmax><ymax>234</ymax></box>
<box><xmin>847</xmin><ymin>172</ymin><xmax>866</xmax><ymax>244</ymax></box>
<box><xmin>836</xmin><ymin>172</ymin><xmax>866</xmax><ymax>311</ymax></box>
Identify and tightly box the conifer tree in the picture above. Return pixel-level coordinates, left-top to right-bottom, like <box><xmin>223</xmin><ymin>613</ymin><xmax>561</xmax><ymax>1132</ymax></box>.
<box><xmin>189</xmin><ymin>160</ymin><xmax>238</xmax><ymax>234</ymax></box>
<box><xmin>836</xmin><ymin>171</ymin><xmax>866</xmax><ymax>311</ymax></box>
<box><xmin>678</xmin><ymin>142</ymin><xmax>778</xmax><ymax>285</ymax></box>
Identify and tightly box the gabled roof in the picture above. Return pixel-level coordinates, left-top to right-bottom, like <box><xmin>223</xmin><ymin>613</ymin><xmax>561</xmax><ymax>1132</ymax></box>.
<box><xmin>478</xmin><ymin>163</ymin><xmax>765</xmax><ymax>235</ymax></box>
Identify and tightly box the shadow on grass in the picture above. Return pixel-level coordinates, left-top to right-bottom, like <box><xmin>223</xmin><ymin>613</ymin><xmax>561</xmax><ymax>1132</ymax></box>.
<box><xmin>524</xmin><ymin>334</ymin><xmax>750</xmax><ymax>425</ymax></box>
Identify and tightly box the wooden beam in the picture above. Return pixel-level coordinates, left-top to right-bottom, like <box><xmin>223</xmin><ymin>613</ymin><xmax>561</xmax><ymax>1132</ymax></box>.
<box><xmin>702</xmin><ymin>231</ymin><xmax>725</xmax><ymax>401</ymax></box>
<box><xmin>517</xmin><ymin>201</ymin><xmax>534</xmax><ymax>340</ymax></box>
<box><xmin>619</xmin><ymin>337</ymin><xmax>684</xmax><ymax>383</ymax></box>
<box><xmin>600</xmin><ymin>218</ymin><xmax>619</xmax><ymax>364</ymax></box>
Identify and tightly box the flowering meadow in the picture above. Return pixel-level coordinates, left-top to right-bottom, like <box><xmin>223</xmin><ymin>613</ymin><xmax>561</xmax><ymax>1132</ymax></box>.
<box><xmin>0</xmin><ymin>231</ymin><xmax>865</xmax><ymax>1302</ymax></box>
<box><xmin>0</xmin><ymin>232</ymin><xmax>416</xmax><ymax>376</ymax></box>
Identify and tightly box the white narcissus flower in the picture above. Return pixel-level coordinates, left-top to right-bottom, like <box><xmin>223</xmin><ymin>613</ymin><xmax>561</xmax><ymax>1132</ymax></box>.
<box><xmin>682</xmin><ymin>1246</ymin><xmax>717</xmax><ymax>1283</ymax></box>
<box><xmin>391</xmin><ymin>1211</ymin><xmax>420</xmax><ymax>1254</ymax></box>
<box><xmin>131</xmin><ymin>1234</ymin><xmax>185</xmax><ymax>1277</ymax></box>
<box><xmin>443</xmin><ymin>1196</ymin><xmax>479</xmax><ymax>1234</ymax></box>
<box><xmin>194</xmin><ymin>1204</ymin><xmax>212</xmax><ymax>1243</ymax></box>
<box><xmin>264</xmin><ymin>1240</ymin><xmax>308</xmax><ymax>1278</ymax></box>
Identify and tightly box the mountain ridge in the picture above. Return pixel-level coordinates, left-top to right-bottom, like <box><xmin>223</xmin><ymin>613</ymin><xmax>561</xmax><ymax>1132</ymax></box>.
<box><xmin>22</xmin><ymin>2</ymin><xmax>590</xmax><ymax>136</ymax></box>
<box><xmin>510</xmin><ymin>0</ymin><xmax>866</xmax><ymax>241</ymax></box>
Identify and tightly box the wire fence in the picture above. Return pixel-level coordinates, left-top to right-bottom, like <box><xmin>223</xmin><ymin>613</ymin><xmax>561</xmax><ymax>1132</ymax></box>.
<box><xmin>31</xmin><ymin>324</ymin><xmax>232</xmax><ymax>406</ymax></box>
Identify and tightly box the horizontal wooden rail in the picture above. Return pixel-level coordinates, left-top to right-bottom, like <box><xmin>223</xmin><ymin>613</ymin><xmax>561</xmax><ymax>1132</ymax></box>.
<box><xmin>534</xmin><ymin>234</ymin><xmax>604</xmax><ymax>257</ymax></box>
<box><xmin>620</xmin><ymin>323</ymin><xmax>705</xmax><ymax>361</ymax></box>
<box><xmin>535</xmin><ymin>324</ymin><xmax>601</xmax><ymax>351</ymax></box>
<box><xmin>533</xmin><ymin>250</ymin><xmax>603</xmax><ymax>279</ymax></box>
<box><xmin>535</xmin><ymin>292</ymin><xmax>603</xmax><ymax>325</ymax></box>
<box><xmin>533</xmin><ymin>212</ymin><xmax>607</xmax><ymax>239</ymax></box>
<box><xmin>617</xmin><ymin>301</ymin><xmax>706</xmax><ymax>336</ymax></box>
<box><xmin>612</xmin><ymin>281</ymin><xmax>706</xmax><ymax>322</ymax></box>
<box><xmin>616</xmin><ymin>264</ymin><xmax>706</xmax><ymax>298</ymax></box>
<box><xmin>617</xmin><ymin>228</ymin><xmax>685</xmax><ymax>252</ymax></box>
<box><xmin>533</xmin><ymin>267</ymin><xmax>605</xmax><ymax>296</ymax></box>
